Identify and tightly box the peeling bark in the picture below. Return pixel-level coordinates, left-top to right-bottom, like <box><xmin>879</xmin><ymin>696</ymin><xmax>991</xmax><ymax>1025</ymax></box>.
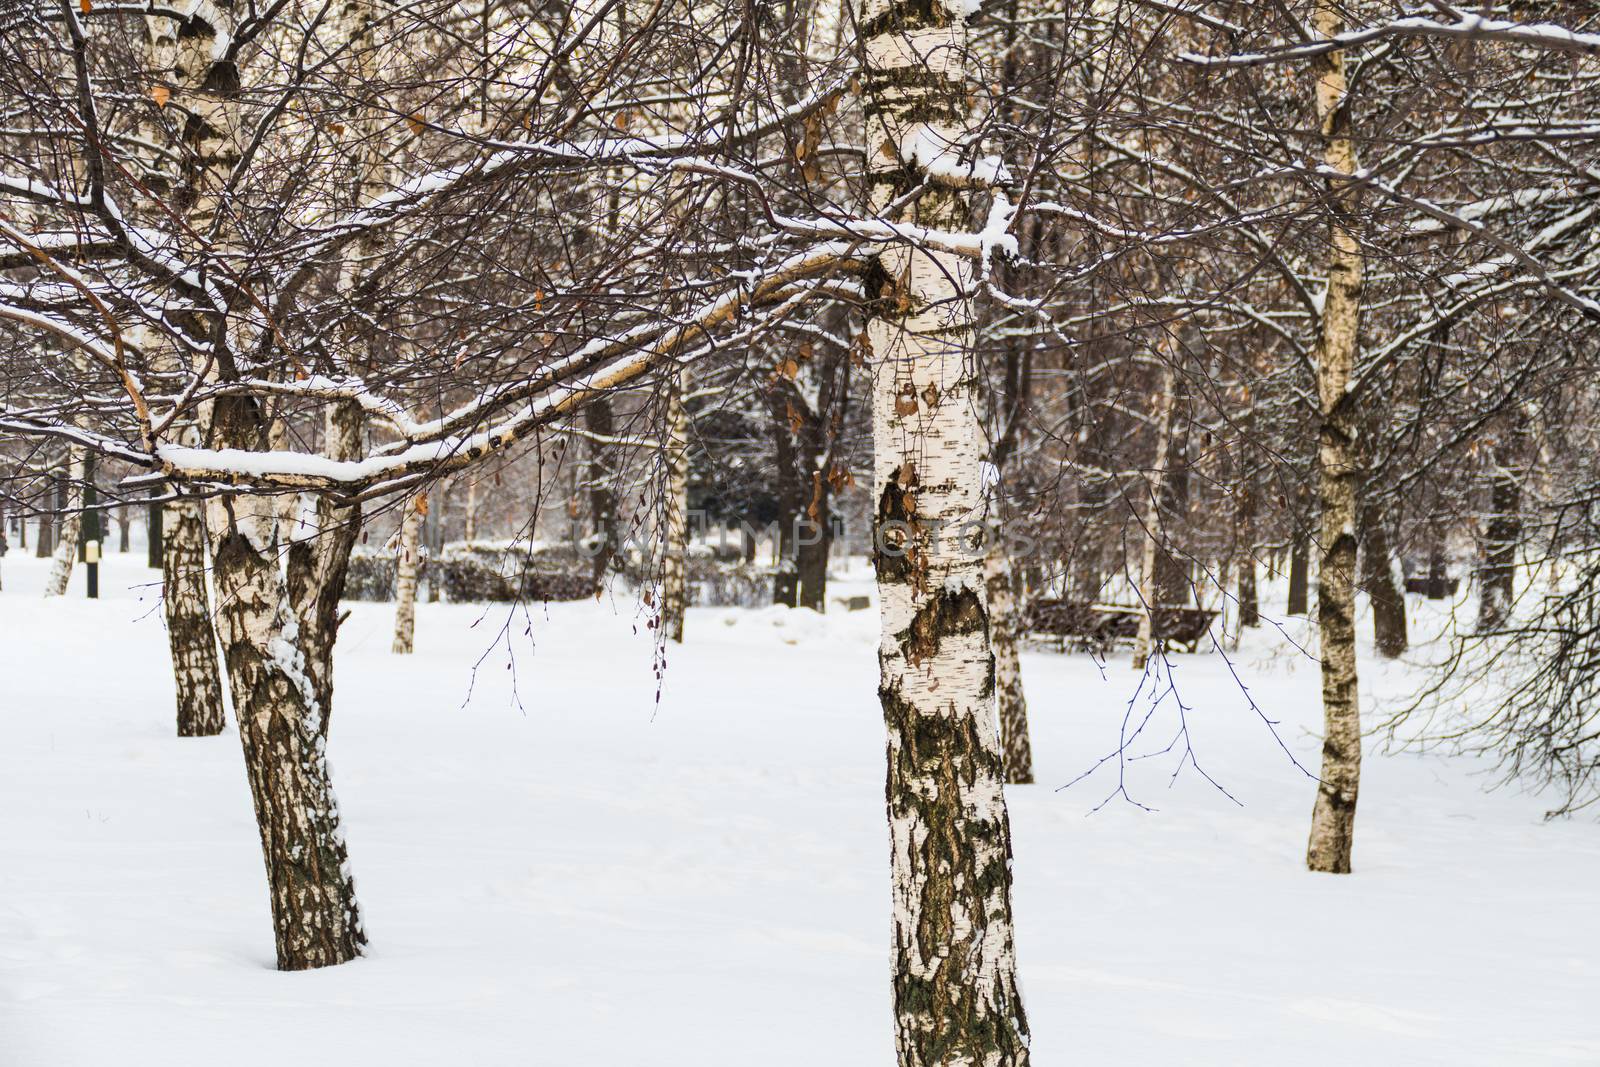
<box><xmin>864</xmin><ymin>2</ymin><xmax>1029</xmax><ymax>1062</ymax></box>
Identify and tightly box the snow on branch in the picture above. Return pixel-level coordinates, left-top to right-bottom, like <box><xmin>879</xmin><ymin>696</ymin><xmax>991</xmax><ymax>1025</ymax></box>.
<box><xmin>1181</xmin><ymin>12</ymin><xmax>1600</xmax><ymax>68</ymax></box>
<box><xmin>121</xmin><ymin>243</ymin><xmax>859</xmax><ymax>498</ymax></box>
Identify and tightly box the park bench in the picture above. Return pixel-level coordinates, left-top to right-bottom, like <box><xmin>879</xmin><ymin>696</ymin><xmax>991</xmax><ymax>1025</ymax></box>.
<box><xmin>1404</xmin><ymin>574</ymin><xmax>1460</xmax><ymax>598</ymax></box>
<box><xmin>1025</xmin><ymin>599</ymin><xmax>1219</xmax><ymax>654</ymax></box>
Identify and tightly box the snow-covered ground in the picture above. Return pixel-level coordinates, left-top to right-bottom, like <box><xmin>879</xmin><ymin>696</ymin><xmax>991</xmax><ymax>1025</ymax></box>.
<box><xmin>2</xmin><ymin>551</ymin><xmax>1596</xmax><ymax>1066</ymax></box>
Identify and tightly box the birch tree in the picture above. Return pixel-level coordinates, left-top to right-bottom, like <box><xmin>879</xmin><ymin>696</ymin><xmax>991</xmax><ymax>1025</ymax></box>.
<box><xmin>862</xmin><ymin>1</ymin><xmax>1029</xmax><ymax>1060</ymax></box>
<box><xmin>1302</xmin><ymin>0</ymin><xmax>1365</xmax><ymax>876</ymax></box>
<box><xmin>393</xmin><ymin>494</ymin><xmax>423</xmax><ymax>654</ymax></box>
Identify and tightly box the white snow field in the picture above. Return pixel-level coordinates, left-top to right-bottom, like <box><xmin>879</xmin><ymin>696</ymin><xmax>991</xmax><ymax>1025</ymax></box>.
<box><xmin>2</xmin><ymin>550</ymin><xmax>1597</xmax><ymax>1066</ymax></box>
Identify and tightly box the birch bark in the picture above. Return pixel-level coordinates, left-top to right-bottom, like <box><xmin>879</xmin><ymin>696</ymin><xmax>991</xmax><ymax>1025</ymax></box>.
<box><xmin>863</xmin><ymin>2</ymin><xmax>1029</xmax><ymax>1061</ymax></box>
<box><xmin>985</xmin><ymin>548</ymin><xmax>1033</xmax><ymax>784</ymax></box>
<box><xmin>143</xmin><ymin>2</ymin><xmax>230</xmax><ymax>736</ymax></box>
<box><xmin>205</xmin><ymin>405</ymin><xmax>366</xmax><ymax>969</ymax></box>
<box><xmin>152</xmin><ymin>0</ymin><xmax>366</xmax><ymax>966</ymax></box>
<box><xmin>165</xmin><ymin>498</ymin><xmax>227</xmax><ymax>735</ymax></box>
<box><xmin>661</xmin><ymin>365</ymin><xmax>690</xmax><ymax>643</ymax></box>
<box><xmin>393</xmin><ymin>496</ymin><xmax>423</xmax><ymax>654</ymax></box>
<box><xmin>1305</xmin><ymin>0</ymin><xmax>1365</xmax><ymax>875</ymax></box>
<box><xmin>42</xmin><ymin>449</ymin><xmax>83</xmax><ymax>598</ymax></box>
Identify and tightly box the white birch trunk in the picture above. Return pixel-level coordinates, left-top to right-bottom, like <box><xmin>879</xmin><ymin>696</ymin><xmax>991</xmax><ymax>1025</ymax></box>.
<box><xmin>42</xmin><ymin>450</ymin><xmax>84</xmax><ymax>598</ymax></box>
<box><xmin>1305</xmin><ymin>0</ymin><xmax>1365</xmax><ymax>875</ymax></box>
<box><xmin>863</xmin><ymin>3</ymin><xmax>1029</xmax><ymax>1062</ymax></box>
<box><xmin>661</xmin><ymin>366</ymin><xmax>690</xmax><ymax>643</ymax></box>
<box><xmin>152</xmin><ymin>0</ymin><xmax>366</xmax><ymax>968</ymax></box>
<box><xmin>204</xmin><ymin>449</ymin><xmax>365</xmax><ymax>969</ymax></box>
<box><xmin>392</xmin><ymin>497</ymin><xmax>422</xmax><ymax>654</ymax></box>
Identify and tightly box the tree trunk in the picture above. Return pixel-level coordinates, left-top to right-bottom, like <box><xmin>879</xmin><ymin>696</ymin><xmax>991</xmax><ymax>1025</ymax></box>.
<box><xmin>164</xmin><ymin>499</ymin><xmax>228</xmax><ymax>736</ymax></box>
<box><xmin>1235</xmin><ymin>477</ymin><xmax>1260</xmax><ymax>628</ymax></box>
<box><xmin>1305</xmin><ymin>2</ymin><xmax>1364</xmax><ymax>875</ymax></box>
<box><xmin>116</xmin><ymin>506</ymin><xmax>131</xmax><ymax>553</ymax></box>
<box><xmin>1478</xmin><ymin>439</ymin><xmax>1521</xmax><ymax>631</ymax></box>
<box><xmin>864</xmin><ymin>3</ymin><xmax>1030</xmax><ymax>1062</ymax></box>
<box><xmin>146</xmin><ymin>499</ymin><xmax>163</xmax><ymax>568</ymax></box>
<box><xmin>463</xmin><ymin>476</ymin><xmax>478</xmax><ymax>543</ymax></box>
<box><xmin>1359</xmin><ymin>494</ymin><xmax>1407</xmax><ymax>658</ymax></box>
<box><xmin>1153</xmin><ymin>416</ymin><xmax>1192</xmax><ymax>607</ymax></box>
<box><xmin>426</xmin><ymin>480</ymin><xmax>448</xmax><ymax>602</ymax></box>
<box><xmin>796</xmin><ymin>471</ymin><xmax>832</xmax><ymax>611</ymax></box>
<box><xmin>206</xmin><ymin>396</ymin><xmax>365</xmax><ymax>971</ymax></box>
<box><xmin>1287</xmin><ymin>536</ymin><xmax>1309</xmax><ymax>616</ymax></box>
<box><xmin>1134</xmin><ymin>363</ymin><xmax>1177</xmax><ymax>670</ymax></box>
<box><xmin>43</xmin><ymin>451</ymin><xmax>83</xmax><ymax>597</ymax></box>
<box><xmin>392</xmin><ymin>495</ymin><xmax>422</xmax><ymax>654</ymax></box>
<box><xmin>584</xmin><ymin>398</ymin><xmax>620</xmax><ymax>586</ymax></box>
<box><xmin>769</xmin><ymin>387</ymin><xmax>803</xmax><ymax>609</ymax></box>
<box><xmin>284</xmin><ymin>402</ymin><xmax>365</xmax><ymax>729</ymax></box>
<box><xmin>147</xmin><ymin>0</ymin><xmax>363</xmax><ymax>966</ymax></box>
<box><xmin>1237</xmin><ymin>552</ymin><xmax>1259</xmax><ymax>629</ymax></box>
<box><xmin>661</xmin><ymin>366</ymin><xmax>689</xmax><ymax>642</ymax></box>
<box><xmin>986</xmin><ymin>548</ymin><xmax>1034</xmax><ymax>785</ymax></box>
<box><xmin>36</xmin><ymin>476</ymin><xmax>57</xmax><ymax>557</ymax></box>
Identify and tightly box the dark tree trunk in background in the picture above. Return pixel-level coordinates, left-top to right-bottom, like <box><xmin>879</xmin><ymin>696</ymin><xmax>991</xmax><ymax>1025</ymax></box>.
<box><xmin>1238</xmin><ymin>556</ymin><xmax>1259</xmax><ymax>629</ymax></box>
<box><xmin>584</xmin><ymin>398</ymin><xmax>620</xmax><ymax>586</ymax></box>
<box><xmin>1427</xmin><ymin>538</ymin><xmax>1448</xmax><ymax>600</ymax></box>
<box><xmin>146</xmin><ymin>500</ymin><xmax>163</xmax><ymax>568</ymax></box>
<box><xmin>1359</xmin><ymin>494</ymin><xmax>1407</xmax><ymax>658</ymax></box>
<box><xmin>1288</xmin><ymin>536</ymin><xmax>1310</xmax><ymax>615</ymax></box>
<box><xmin>1153</xmin><ymin>417</ymin><xmax>1192</xmax><ymax>606</ymax></box>
<box><xmin>36</xmin><ymin>474</ymin><xmax>61</xmax><ymax>557</ymax></box>
<box><xmin>767</xmin><ymin>334</ymin><xmax>849</xmax><ymax>612</ymax></box>
<box><xmin>164</xmin><ymin>500</ymin><xmax>227</xmax><ymax>737</ymax></box>
<box><xmin>769</xmin><ymin>394</ymin><xmax>802</xmax><ymax>608</ymax></box>
<box><xmin>1237</xmin><ymin>483</ymin><xmax>1260</xmax><ymax>628</ymax></box>
<box><xmin>796</xmin><ymin>472</ymin><xmax>832</xmax><ymax>612</ymax></box>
